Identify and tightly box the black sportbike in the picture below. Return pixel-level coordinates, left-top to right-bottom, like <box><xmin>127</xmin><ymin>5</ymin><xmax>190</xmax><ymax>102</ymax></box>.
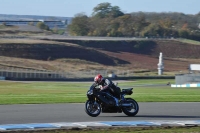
<box><xmin>85</xmin><ymin>84</ymin><xmax>139</xmax><ymax>117</ymax></box>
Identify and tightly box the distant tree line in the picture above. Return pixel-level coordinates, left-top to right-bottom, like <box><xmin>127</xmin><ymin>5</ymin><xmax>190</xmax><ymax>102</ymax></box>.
<box><xmin>36</xmin><ymin>22</ymin><xmax>49</xmax><ymax>30</ymax></box>
<box><xmin>68</xmin><ymin>2</ymin><xmax>200</xmax><ymax>40</ymax></box>
<box><xmin>29</xmin><ymin>22</ymin><xmax>64</xmax><ymax>34</ymax></box>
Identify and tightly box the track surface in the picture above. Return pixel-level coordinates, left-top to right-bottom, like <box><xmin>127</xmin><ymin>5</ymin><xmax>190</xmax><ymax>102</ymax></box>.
<box><xmin>0</xmin><ymin>102</ymin><xmax>200</xmax><ymax>125</ymax></box>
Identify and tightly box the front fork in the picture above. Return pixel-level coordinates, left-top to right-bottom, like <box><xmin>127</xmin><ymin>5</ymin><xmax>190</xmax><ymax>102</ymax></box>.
<box><xmin>94</xmin><ymin>98</ymin><xmax>98</xmax><ymax>105</ymax></box>
<box><xmin>92</xmin><ymin>97</ymin><xmax>99</xmax><ymax>106</ymax></box>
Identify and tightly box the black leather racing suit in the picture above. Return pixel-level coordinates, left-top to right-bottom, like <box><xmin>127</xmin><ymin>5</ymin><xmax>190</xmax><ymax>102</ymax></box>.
<box><xmin>96</xmin><ymin>78</ymin><xmax>121</xmax><ymax>106</ymax></box>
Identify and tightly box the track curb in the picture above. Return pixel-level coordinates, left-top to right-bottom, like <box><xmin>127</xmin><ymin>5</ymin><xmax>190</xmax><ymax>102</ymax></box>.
<box><xmin>0</xmin><ymin>120</ymin><xmax>200</xmax><ymax>131</ymax></box>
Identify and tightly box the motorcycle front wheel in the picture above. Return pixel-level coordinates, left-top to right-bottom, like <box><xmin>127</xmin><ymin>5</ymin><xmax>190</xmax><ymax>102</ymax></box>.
<box><xmin>85</xmin><ymin>100</ymin><xmax>101</xmax><ymax>117</ymax></box>
<box><xmin>122</xmin><ymin>98</ymin><xmax>139</xmax><ymax>116</ymax></box>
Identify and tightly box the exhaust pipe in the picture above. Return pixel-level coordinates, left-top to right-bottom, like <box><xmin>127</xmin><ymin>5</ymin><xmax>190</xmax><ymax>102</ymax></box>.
<box><xmin>121</xmin><ymin>103</ymin><xmax>132</xmax><ymax>107</ymax></box>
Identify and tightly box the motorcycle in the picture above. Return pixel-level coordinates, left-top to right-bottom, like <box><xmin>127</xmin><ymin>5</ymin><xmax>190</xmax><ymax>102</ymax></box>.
<box><xmin>85</xmin><ymin>83</ymin><xmax>139</xmax><ymax>117</ymax></box>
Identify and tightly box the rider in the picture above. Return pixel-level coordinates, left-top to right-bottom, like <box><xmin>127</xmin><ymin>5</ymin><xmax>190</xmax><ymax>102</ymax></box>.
<box><xmin>94</xmin><ymin>74</ymin><xmax>121</xmax><ymax>106</ymax></box>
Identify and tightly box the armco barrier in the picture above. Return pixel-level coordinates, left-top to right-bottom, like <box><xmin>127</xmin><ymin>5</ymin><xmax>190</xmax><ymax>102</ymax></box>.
<box><xmin>5</xmin><ymin>76</ymin><xmax>174</xmax><ymax>82</ymax></box>
<box><xmin>0</xmin><ymin>69</ymin><xmax>175</xmax><ymax>81</ymax></box>
<box><xmin>0</xmin><ymin>120</ymin><xmax>200</xmax><ymax>131</ymax></box>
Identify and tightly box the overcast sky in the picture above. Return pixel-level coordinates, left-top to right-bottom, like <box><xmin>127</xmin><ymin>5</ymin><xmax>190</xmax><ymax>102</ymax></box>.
<box><xmin>0</xmin><ymin>0</ymin><xmax>199</xmax><ymax>17</ymax></box>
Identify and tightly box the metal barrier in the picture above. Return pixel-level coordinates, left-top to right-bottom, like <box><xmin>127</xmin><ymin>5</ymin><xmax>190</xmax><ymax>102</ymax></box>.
<box><xmin>0</xmin><ymin>68</ymin><xmax>133</xmax><ymax>80</ymax></box>
<box><xmin>175</xmin><ymin>73</ymin><xmax>200</xmax><ymax>84</ymax></box>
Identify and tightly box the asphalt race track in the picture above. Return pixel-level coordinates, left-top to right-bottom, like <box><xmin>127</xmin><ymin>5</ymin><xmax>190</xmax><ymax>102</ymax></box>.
<box><xmin>0</xmin><ymin>102</ymin><xmax>200</xmax><ymax>125</ymax></box>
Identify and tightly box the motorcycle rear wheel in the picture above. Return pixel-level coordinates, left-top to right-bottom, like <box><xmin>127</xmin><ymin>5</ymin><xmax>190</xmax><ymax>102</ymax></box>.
<box><xmin>122</xmin><ymin>98</ymin><xmax>139</xmax><ymax>116</ymax></box>
<box><xmin>85</xmin><ymin>100</ymin><xmax>101</xmax><ymax>117</ymax></box>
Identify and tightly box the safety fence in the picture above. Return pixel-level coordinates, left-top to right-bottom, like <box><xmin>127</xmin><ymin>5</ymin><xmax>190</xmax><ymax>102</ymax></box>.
<box><xmin>0</xmin><ymin>68</ymin><xmax>134</xmax><ymax>80</ymax></box>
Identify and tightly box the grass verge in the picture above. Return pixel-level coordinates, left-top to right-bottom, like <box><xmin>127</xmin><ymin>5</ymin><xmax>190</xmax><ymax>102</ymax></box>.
<box><xmin>177</xmin><ymin>38</ymin><xmax>200</xmax><ymax>45</ymax></box>
<box><xmin>3</xmin><ymin>126</ymin><xmax>200</xmax><ymax>133</ymax></box>
<box><xmin>0</xmin><ymin>79</ymin><xmax>200</xmax><ymax>104</ymax></box>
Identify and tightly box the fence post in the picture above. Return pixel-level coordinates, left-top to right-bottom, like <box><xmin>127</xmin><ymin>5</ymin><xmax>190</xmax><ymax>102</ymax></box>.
<box><xmin>6</xmin><ymin>70</ymin><xmax>8</xmax><ymax>77</ymax></box>
<box><xmin>34</xmin><ymin>70</ymin><xmax>36</xmax><ymax>78</ymax></box>
<box><xmin>16</xmin><ymin>68</ymin><xmax>18</xmax><ymax>78</ymax></box>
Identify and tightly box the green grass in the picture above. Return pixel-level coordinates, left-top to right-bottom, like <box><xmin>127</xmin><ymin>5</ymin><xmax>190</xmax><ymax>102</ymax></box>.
<box><xmin>11</xmin><ymin>126</ymin><xmax>200</xmax><ymax>133</ymax></box>
<box><xmin>0</xmin><ymin>24</ymin><xmax>7</xmax><ymax>29</ymax></box>
<box><xmin>0</xmin><ymin>25</ymin><xmax>18</xmax><ymax>30</ymax></box>
<box><xmin>178</xmin><ymin>38</ymin><xmax>200</xmax><ymax>45</ymax></box>
<box><xmin>51</xmin><ymin>29</ymin><xmax>65</xmax><ymax>35</ymax></box>
<box><xmin>0</xmin><ymin>79</ymin><xmax>200</xmax><ymax>104</ymax></box>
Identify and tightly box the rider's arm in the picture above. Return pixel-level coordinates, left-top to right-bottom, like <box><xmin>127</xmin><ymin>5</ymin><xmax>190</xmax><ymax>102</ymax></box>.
<box><xmin>101</xmin><ymin>79</ymin><xmax>111</xmax><ymax>90</ymax></box>
<box><xmin>92</xmin><ymin>82</ymin><xmax>98</xmax><ymax>87</ymax></box>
